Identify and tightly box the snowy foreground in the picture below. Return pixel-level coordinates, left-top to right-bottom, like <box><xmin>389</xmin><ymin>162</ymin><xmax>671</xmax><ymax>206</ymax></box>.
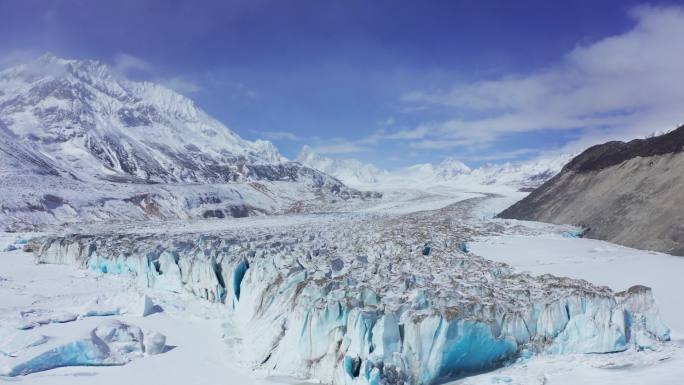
<box><xmin>1</xmin><ymin>187</ymin><xmax>683</xmax><ymax>385</ymax></box>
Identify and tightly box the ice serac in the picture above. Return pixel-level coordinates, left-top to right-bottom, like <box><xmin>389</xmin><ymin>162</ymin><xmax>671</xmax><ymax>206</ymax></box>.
<box><xmin>32</xmin><ymin>205</ymin><xmax>670</xmax><ymax>385</ymax></box>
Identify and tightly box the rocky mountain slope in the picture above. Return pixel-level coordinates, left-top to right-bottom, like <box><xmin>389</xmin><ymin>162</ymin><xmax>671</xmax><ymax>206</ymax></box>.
<box><xmin>0</xmin><ymin>55</ymin><xmax>364</xmax><ymax>230</ymax></box>
<box><xmin>498</xmin><ymin>125</ymin><xmax>684</xmax><ymax>255</ymax></box>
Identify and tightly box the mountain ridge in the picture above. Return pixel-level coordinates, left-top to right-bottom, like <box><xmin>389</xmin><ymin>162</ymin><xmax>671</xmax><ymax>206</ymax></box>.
<box><xmin>296</xmin><ymin>146</ymin><xmax>573</xmax><ymax>190</ymax></box>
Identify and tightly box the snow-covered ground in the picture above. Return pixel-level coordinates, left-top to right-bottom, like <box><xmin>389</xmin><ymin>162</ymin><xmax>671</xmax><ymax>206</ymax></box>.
<box><xmin>461</xmin><ymin>224</ymin><xmax>684</xmax><ymax>385</ymax></box>
<box><xmin>469</xmin><ymin>231</ymin><xmax>684</xmax><ymax>335</ymax></box>
<box><xmin>1</xmin><ymin>186</ymin><xmax>682</xmax><ymax>385</ymax></box>
<box><xmin>0</xmin><ymin>232</ymin><xmax>278</xmax><ymax>385</ymax></box>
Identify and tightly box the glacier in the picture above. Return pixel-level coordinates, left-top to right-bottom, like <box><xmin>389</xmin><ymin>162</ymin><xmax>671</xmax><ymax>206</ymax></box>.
<box><xmin>31</xmin><ymin>196</ymin><xmax>671</xmax><ymax>385</ymax></box>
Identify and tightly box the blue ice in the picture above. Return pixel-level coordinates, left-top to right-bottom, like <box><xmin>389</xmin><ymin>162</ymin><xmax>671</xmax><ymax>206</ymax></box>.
<box><xmin>5</xmin><ymin>339</ymin><xmax>114</xmax><ymax>376</ymax></box>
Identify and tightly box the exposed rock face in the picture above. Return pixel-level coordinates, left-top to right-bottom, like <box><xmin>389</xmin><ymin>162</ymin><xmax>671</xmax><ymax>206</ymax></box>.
<box><xmin>498</xmin><ymin>125</ymin><xmax>684</xmax><ymax>255</ymax></box>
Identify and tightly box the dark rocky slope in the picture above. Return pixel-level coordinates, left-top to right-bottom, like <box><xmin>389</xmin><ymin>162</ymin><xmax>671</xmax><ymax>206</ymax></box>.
<box><xmin>499</xmin><ymin>125</ymin><xmax>684</xmax><ymax>256</ymax></box>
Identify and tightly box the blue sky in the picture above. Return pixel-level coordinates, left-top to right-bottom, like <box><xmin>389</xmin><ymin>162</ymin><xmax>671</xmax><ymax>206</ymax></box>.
<box><xmin>1</xmin><ymin>0</ymin><xmax>684</xmax><ymax>169</ymax></box>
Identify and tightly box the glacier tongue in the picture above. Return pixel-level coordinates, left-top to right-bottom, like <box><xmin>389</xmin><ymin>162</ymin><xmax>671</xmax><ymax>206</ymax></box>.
<box><xmin>31</xmin><ymin>197</ymin><xmax>670</xmax><ymax>385</ymax></box>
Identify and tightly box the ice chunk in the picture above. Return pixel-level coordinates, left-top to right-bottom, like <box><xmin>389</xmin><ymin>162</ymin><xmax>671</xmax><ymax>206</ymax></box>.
<box><xmin>151</xmin><ymin>251</ymin><xmax>184</xmax><ymax>293</ymax></box>
<box><xmin>0</xmin><ymin>328</ymin><xmax>48</xmax><ymax>357</ymax></box>
<box><xmin>79</xmin><ymin>297</ymin><xmax>121</xmax><ymax>318</ymax></box>
<box><xmin>2</xmin><ymin>320</ymin><xmax>149</xmax><ymax>377</ymax></box>
<box><xmin>133</xmin><ymin>295</ymin><xmax>157</xmax><ymax>317</ymax></box>
<box><xmin>82</xmin><ymin>308</ymin><xmax>120</xmax><ymax>317</ymax></box>
<box><xmin>3</xmin><ymin>339</ymin><xmax>109</xmax><ymax>376</ymax></box>
<box><xmin>13</xmin><ymin>310</ymin><xmax>78</xmax><ymax>330</ymax></box>
<box><xmin>619</xmin><ymin>285</ymin><xmax>670</xmax><ymax>341</ymax></box>
<box><xmin>144</xmin><ymin>331</ymin><xmax>167</xmax><ymax>355</ymax></box>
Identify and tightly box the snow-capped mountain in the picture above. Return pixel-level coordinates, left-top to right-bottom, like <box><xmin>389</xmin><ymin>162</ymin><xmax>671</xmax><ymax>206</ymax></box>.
<box><xmin>469</xmin><ymin>153</ymin><xmax>574</xmax><ymax>190</ymax></box>
<box><xmin>396</xmin><ymin>157</ymin><xmax>472</xmax><ymax>185</ymax></box>
<box><xmin>0</xmin><ymin>54</ymin><xmax>286</xmax><ymax>183</ymax></box>
<box><xmin>0</xmin><ymin>55</ymin><xmax>365</xmax><ymax>230</ymax></box>
<box><xmin>296</xmin><ymin>145</ymin><xmax>387</xmax><ymax>186</ymax></box>
<box><xmin>297</xmin><ymin>146</ymin><xmax>571</xmax><ymax>190</ymax></box>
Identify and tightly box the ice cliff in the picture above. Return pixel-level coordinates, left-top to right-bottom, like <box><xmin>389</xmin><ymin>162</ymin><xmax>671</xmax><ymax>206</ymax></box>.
<box><xmin>31</xmin><ymin>199</ymin><xmax>670</xmax><ymax>384</ymax></box>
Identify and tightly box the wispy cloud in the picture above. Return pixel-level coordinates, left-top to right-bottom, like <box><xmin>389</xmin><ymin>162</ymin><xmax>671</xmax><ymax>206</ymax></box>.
<box><xmin>409</xmin><ymin>138</ymin><xmax>475</xmax><ymax>150</ymax></box>
<box><xmin>112</xmin><ymin>52</ymin><xmax>202</xmax><ymax>94</ymax></box>
<box><xmin>160</xmin><ymin>76</ymin><xmax>201</xmax><ymax>94</ymax></box>
<box><xmin>256</xmin><ymin>130</ymin><xmax>305</xmax><ymax>141</ymax></box>
<box><xmin>308</xmin><ymin>138</ymin><xmax>369</xmax><ymax>154</ymax></box>
<box><xmin>397</xmin><ymin>5</ymin><xmax>684</xmax><ymax>153</ymax></box>
<box><xmin>0</xmin><ymin>49</ymin><xmax>39</xmax><ymax>69</ymax></box>
<box><xmin>257</xmin><ymin>129</ymin><xmax>369</xmax><ymax>155</ymax></box>
<box><xmin>460</xmin><ymin>148</ymin><xmax>539</xmax><ymax>162</ymax></box>
<box><xmin>113</xmin><ymin>52</ymin><xmax>151</xmax><ymax>74</ymax></box>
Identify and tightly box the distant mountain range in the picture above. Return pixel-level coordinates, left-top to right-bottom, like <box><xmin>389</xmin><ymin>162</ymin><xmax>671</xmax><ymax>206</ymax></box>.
<box><xmin>296</xmin><ymin>145</ymin><xmax>388</xmax><ymax>186</ymax></box>
<box><xmin>0</xmin><ymin>55</ymin><xmax>364</xmax><ymax>230</ymax></box>
<box><xmin>499</xmin><ymin>125</ymin><xmax>684</xmax><ymax>255</ymax></box>
<box><xmin>297</xmin><ymin>146</ymin><xmax>573</xmax><ymax>190</ymax></box>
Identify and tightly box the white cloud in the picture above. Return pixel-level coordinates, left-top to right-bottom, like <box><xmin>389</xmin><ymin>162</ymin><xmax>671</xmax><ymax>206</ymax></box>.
<box><xmin>257</xmin><ymin>130</ymin><xmax>303</xmax><ymax>141</ymax></box>
<box><xmin>234</xmin><ymin>82</ymin><xmax>259</xmax><ymax>99</ymax></box>
<box><xmin>308</xmin><ymin>139</ymin><xmax>368</xmax><ymax>154</ymax></box>
<box><xmin>113</xmin><ymin>53</ymin><xmax>151</xmax><ymax>74</ymax></box>
<box><xmin>409</xmin><ymin>138</ymin><xmax>475</xmax><ymax>150</ymax></box>
<box><xmin>461</xmin><ymin>148</ymin><xmax>538</xmax><ymax>162</ymax></box>
<box><xmin>111</xmin><ymin>53</ymin><xmax>202</xmax><ymax>94</ymax></box>
<box><xmin>0</xmin><ymin>49</ymin><xmax>39</xmax><ymax>69</ymax></box>
<box><xmin>160</xmin><ymin>76</ymin><xmax>201</xmax><ymax>94</ymax></box>
<box><xmin>399</xmin><ymin>5</ymin><xmax>684</xmax><ymax>153</ymax></box>
<box><xmin>377</xmin><ymin>116</ymin><xmax>395</xmax><ymax>126</ymax></box>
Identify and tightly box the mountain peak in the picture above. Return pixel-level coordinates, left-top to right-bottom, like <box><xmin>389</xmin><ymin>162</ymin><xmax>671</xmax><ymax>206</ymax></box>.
<box><xmin>296</xmin><ymin>146</ymin><xmax>384</xmax><ymax>187</ymax></box>
<box><xmin>0</xmin><ymin>54</ymin><xmax>284</xmax><ymax>183</ymax></box>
